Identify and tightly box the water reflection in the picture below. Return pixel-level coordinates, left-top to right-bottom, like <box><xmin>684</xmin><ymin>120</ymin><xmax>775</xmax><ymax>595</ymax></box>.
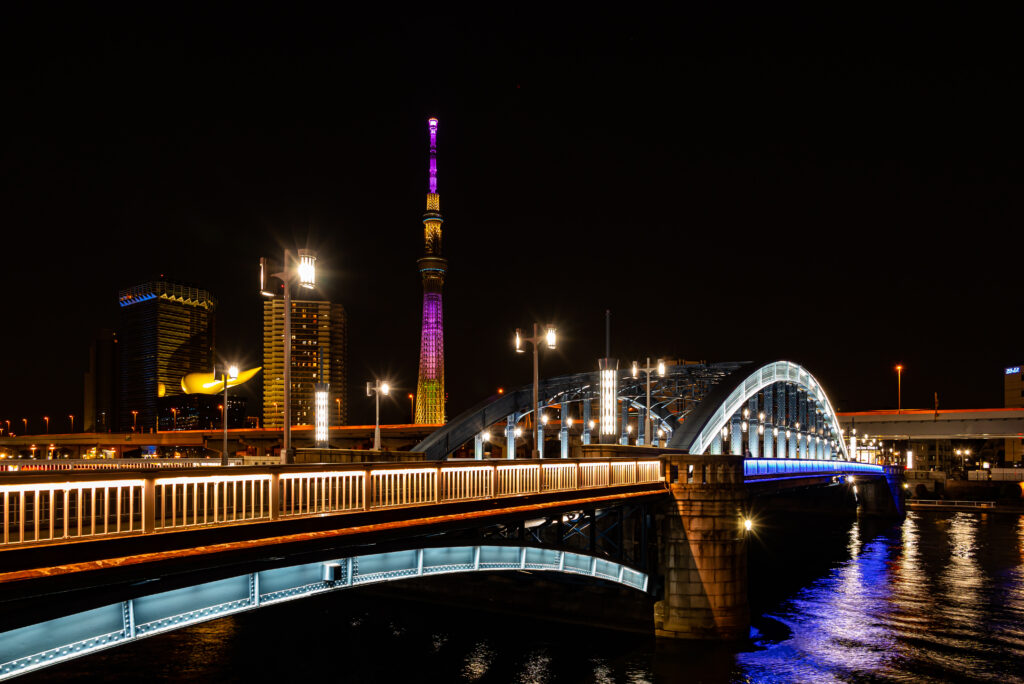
<box><xmin>22</xmin><ymin>511</ymin><xmax>1024</xmax><ymax>683</ymax></box>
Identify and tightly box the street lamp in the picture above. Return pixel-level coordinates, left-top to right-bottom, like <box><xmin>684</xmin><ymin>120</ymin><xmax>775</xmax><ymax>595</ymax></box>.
<box><xmin>131</xmin><ymin>410</ymin><xmax>138</xmax><ymax>433</ymax></box>
<box><xmin>407</xmin><ymin>394</ymin><xmax>415</xmax><ymax>423</ymax></box>
<box><xmin>631</xmin><ymin>357</ymin><xmax>665</xmax><ymax>445</ymax></box>
<box><xmin>895</xmin><ymin>364</ymin><xmax>904</xmax><ymax>414</ymax></box>
<box><xmin>367</xmin><ymin>380</ymin><xmax>390</xmax><ymax>451</ymax></box>
<box><xmin>43</xmin><ymin>416</ymin><xmax>49</xmax><ymax>434</ymax></box>
<box><xmin>68</xmin><ymin>414</ymin><xmax>74</xmax><ymax>433</ymax></box>
<box><xmin>261</xmin><ymin>249</ymin><xmax>317</xmax><ymax>463</ymax></box>
<box><xmin>22</xmin><ymin>418</ymin><xmax>27</xmax><ymax>435</ymax></box>
<box><xmin>514</xmin><ymin>323</ymin><xmax>557</xmax><ymax>459</ymax></box>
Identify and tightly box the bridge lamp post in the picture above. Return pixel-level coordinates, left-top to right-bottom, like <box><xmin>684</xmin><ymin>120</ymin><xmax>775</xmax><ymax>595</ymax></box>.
<box><xmin>261</xmin><ymin>249</ymin><xmax>317</xmax><ymax>464</ymax></box>
<box><xmin>631</xmin><ymin>358</ymin><xmax>665</xmax><ymax>446</ymax></box>
<box><xmin>68</xmin><ymin>414</ymin><xmax>74</xmax><ymax>433</ymax></box>
<box><xmin>367</xmin><ymin>380</ymin><xmax>390</xmax><ymax>451</ymax></box>
<box><xmin>221</xmin><ymin>364</ymin><xmax>239</xmax><ymax>466</ymax></box>
<box><xmin>895</xmin><ymin>364</ymin><xmax>904</xmax><ymax>414</ymax></box>
<box><xmin>43</xmin><ymin>416</ymin><xmax>49</xmax><ymax>434</ymax></box>
<box><xmin>514</xmin><ymin>324</ymin><xmax>556</xmax><ymax>459</ymax></box>
<box><xmin>170</xmin><ymin>408</ymin><xmax>177</xmax><ymax>431</ymax></box>
<box><xmin>130</xmin><ymin>411</ymin><xmax>138</xmax><ymax>433</ymax></box>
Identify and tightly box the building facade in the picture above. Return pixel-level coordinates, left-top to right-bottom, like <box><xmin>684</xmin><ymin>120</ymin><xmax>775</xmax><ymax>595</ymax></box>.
<box><xmin>414</xmin><ymin>117</ymin><xmax>447</xmax><ymax>424</ymax></box>
<box><xmin>262</xmin><ymin>298</ymin><xmax>347</xmax><ymax>431</ymax></box>
<box><xmin>83</xmin><ymin>328</ymin><xmax>117</xmax><ymax>433</ymax></box>
<box><xmin>117</xmin><ymin>281</ymin><xmax>216</xmax><ymax>433</ymax></box>
<box><xmin>1004</xmin><ymin>364</ymin><xmax>1023</xmax><ymax>463</ymax></box>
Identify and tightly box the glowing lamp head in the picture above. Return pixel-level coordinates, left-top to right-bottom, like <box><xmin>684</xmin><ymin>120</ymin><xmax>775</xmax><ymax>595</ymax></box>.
<box><xmin>515</xmin><ymin>329</ymin><xmax>524</xmax><ymax>353</ymax></box>
<box><xmin>545</xmin><ymin>326</ymin><xmax>556</xmax><ymax>349</ymax></box>
<box><xmin>298</xmin><ymin>249</ymin><xmax>316</xmax><ymax>289</ymax></box>
<box><xmin>482</xmin><ymin>431</ymin><xmax>490</xmax><ymax>442</ymax></box>
<box><xmin>631</xmin><ymin>362</ymin><xmax>638</xmax><ymax>379</ymax></box>
<box><xmin>228</xmin><ymin>365</ymin><xmax>239</xmax><ymax>380</ymax></box>
<box><xmin>428</xmin><ymin>117</ymin><xmax>438</xmax><ymax>132</ymax></box>
<box><xmin>758</xmin><ymin>411</ymin><xmax>765</xmax><ymax>421</ymax></box>
<box><xmin>627</xmin><ymin>424</ymin><xmax>633</xmax><ymax>434</ymax></box>
<box><xmin>541</xmin><ymin>413</ymin><xmax>548</xmax><ymax>425</ymax></box>
<box><xmin>381</xmin><ymin>382</ymin><xmax>390</xmax><ymax>396</ymax></box>
<box><xmin>657</xmin><ymin>360</ymin><xmax>665</xmax><ymax>376</ymax></box>
<box><xmin>743</xmin><ymin>519</ymin><xmax>753</xmax><ymax>532</ymax></box>
<box><xmin>588</xmin><ymin>420</ymin><xmax>596</xmax><ymax>430</ymax></box>
<box><xmin>514</xmin><ymin>427</ymin><xmax>522</xmax><ymax>438</ymax></box>
<box><xmin>567</xmin><ymin>417</ymin><xmax>573</xmax><ymax>427</ymax></box>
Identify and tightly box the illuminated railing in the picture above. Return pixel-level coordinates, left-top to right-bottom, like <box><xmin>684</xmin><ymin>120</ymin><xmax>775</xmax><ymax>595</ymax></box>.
<box><xmin>743</xmin><ymin>459</ymin><xmax>884</xmax><ymax>479</ymax></box>
<box><xmin>0</xmin><ymin>478</ymin><xmax>146</xmax><ymax>545</ymax></box>
<box><xmin>0</xmin><ymin>459</ymin><xmax>664</xmax><ymax>548</ymax></box>
<box><xmin>0</xmin><ymin>458</ymin><xmax>243</xmax><ymax>472</ymax></box>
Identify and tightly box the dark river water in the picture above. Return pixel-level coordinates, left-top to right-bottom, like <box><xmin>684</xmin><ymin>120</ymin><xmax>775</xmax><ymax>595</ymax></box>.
<box><xmin>23</xmin><ymin>510</ymin><xmax>1024</xmax><ymax>683</ymax></box>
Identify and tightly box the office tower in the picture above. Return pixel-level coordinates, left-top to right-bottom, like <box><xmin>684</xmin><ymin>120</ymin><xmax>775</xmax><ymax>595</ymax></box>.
<box><xmin>117</xmin><ymin>281</ymin><xmax>216</xmax><ymax>433</ymax></box>
<box><xmin>262</xmin><ymin>298</ymin><xmax>347</xmax><ymax>430</ymax></box>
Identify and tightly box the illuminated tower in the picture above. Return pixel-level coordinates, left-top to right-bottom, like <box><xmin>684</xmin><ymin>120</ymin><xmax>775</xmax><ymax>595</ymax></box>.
<box><xmin>414</xmin><ymin>117</ymin><xmax>447</xmax><ymax>424</ymax></box>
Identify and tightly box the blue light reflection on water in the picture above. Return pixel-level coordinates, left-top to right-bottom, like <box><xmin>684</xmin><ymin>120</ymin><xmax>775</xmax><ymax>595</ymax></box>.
<box><xmin>740</xmin><ymin>512</ymin><xmax>1024</xmax><ymax>684</ymax></box>
<box><xmin>21</xmin><ymin>512</ymin><xmax>1024</xmax><ymax>683</ymax></box>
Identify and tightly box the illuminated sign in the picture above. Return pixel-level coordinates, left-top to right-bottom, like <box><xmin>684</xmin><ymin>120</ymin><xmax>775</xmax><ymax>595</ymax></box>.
<box><xmin>1006</xmin><ymin>366</ymin><xmax>1021</xmax><ymax>375</ymax></box>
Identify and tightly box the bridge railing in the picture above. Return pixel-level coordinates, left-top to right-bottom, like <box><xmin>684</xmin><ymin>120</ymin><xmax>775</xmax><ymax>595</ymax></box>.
<box><xmin>0</xmin><ymin>458</ymin><xmax>665</xmax><ymax>549</ymax></box>
<box><xmin>0</xmin><ymin>458</ymin><xmax>244</xmax><ymax>472</ymax></box>
<box><xmin>743</xmin><ymin>458</ymin><xmax>885</xmax><ymax>479</ymax></box>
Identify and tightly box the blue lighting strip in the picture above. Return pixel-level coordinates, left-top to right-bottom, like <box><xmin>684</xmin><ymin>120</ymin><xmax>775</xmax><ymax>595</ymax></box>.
<box><xmin>0</xmin><ymin>545</ymin><xmax>648</xmax><ymax>680</ymax></box>
<box><xmin>118</xmin><ymin>292</ymin><xmax>157</xmax><ymax>307</ymax></box>
<box><xmin>743</xmin><ymin>458</ymin><xmax>883</xmax><ymax>481</ymax></box>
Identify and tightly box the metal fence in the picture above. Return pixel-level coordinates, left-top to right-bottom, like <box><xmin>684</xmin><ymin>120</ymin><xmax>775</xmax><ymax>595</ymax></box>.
<box><xmin>0</xmin><ymin>458</ymin><xmax>664</xmax><ymax>548</ymax></box>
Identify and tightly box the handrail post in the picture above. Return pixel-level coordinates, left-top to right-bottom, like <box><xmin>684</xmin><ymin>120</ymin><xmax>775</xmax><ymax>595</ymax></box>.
<box><xmin>490</xmin><ymin>463</ymin><xmax>497</xmax><ymax>498</ymax></box>
<box><xmin>362</xmin><ymin>468</ymin><xmax>370</xmax><ymax>510</ymax></box>
<box><xmin>269</xmin><ymin>471</ymin><xmax>280</xmax><ymax>520</ymax></box>
<box><xmin>142</xmin><ymin>476</ymin><xmax>156</xmax><ymax>534</ymax></box>
<box><xmin>434</xmin><ymin>465</ymin><xmax>441</xmax><ymax>503</ymax></box>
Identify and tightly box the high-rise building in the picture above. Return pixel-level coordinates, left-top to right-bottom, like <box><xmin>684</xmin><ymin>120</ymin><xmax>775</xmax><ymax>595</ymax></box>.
<box><xmin>117</xmin><ymin>281</ymin><xmax>216</xmax><ymax>433</ymax></box>
<box><xmin>415</xmin><ymin>117</ymin><xmax>447</xmax><ymax>424</ymax></box>
<box><xmin>83</xmin><ymin>329</ymin><xmax>118</xmax><ymax>432</ymax></box>
<box><xmin>262</xmin><ymin>298</ymin><xmax>347</xmax><ymax>431</ymax></box>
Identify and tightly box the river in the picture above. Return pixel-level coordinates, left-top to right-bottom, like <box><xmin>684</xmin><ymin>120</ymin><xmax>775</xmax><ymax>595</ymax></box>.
<box><xmin>23</xmin><ymin>510</ymin><xmax>1024</xmax><ymax>683</ymax></box>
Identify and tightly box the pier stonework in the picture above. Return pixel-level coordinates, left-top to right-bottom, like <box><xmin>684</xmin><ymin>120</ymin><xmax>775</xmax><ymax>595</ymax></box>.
<box><xmin>654</xmin><ymin>454</ymin><xmax>750</xmax><ymax>640</ymax></box>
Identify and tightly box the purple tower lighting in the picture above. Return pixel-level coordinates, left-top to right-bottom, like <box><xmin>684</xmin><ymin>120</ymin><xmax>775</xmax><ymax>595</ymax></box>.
<box><xmin>415</xmin><ymin>117</ymin><xmax>447</xmax><ymax>424</ymax></box>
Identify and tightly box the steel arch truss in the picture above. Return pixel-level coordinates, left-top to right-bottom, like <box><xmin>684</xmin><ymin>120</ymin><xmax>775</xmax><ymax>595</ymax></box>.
<box><xmin>669</xmin><ymin>360</ymin><xmax>850</xmax><ymax>460</ymax></box>
<box><xmin>414</xmin><ymin>362</ymin><xmax>745</xmax><ymax>460</ymax></box>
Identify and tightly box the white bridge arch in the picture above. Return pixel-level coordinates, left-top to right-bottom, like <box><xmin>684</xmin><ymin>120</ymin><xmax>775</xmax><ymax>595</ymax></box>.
<box><xmin>672</xmin><ymin>360</ymin><xmax>850</xmax><ymax>460</ymax></box>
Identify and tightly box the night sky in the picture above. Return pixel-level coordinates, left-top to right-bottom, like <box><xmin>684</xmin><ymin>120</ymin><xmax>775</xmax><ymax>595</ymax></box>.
<box><xmin>2</xmin><ymin>5</ymin><xmax>1021</xmax><ymax>430</ymax></box>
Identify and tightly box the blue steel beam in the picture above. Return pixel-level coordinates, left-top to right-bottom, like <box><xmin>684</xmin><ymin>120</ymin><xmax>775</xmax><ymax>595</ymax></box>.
<box><xmin>0</xmin><ymin>545</ymin><xmax>648</xmax><ymax>681</ymax></box>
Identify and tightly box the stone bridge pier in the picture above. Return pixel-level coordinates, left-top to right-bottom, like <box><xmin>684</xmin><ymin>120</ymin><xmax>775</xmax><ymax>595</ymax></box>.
<box><xmin>654</xmin><ymin>454</ymin><xmax>749</xmax><ymax>640</ymax></box>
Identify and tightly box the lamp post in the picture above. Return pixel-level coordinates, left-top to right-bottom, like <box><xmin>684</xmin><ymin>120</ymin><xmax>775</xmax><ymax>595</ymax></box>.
<box><xmin>261</xmin><ymin>249</ymin><xmax>317</xmax><ymax>464</ymax></box>
<box><xmin>515</xmin><ymin>323</ymin><xmax>557</xmax><ymax>459</ymax></box>
<box><xmin>336</xmin><ymin>397</ymin><xmax>342</xmax><ymax>426</ymax></box>
<box><xmin>43</xmin><ymin>416</ymin><xmax>49</xmax><ymax>434</ymax></box>
<box><xmin>367</xmin><ymin>380</ymin><xmax>390</xmax><ymax>451</ymax></box>
<box><xmin>22</xmin><ymin>418</ymin><xmax>27</xmax><ymax>435</ymax></box>
<box><xmin>407</xmin><ymin>394</ymin><xmax>415</xmax><ymax>423</ymax></box>
<box><xmin>170</xmin><ymin>408</ymin><xmax>177</xmax><ymax>431</ymax></box>
<box><xmin>68</xmin><ymin>414</ymin><xmax>74</xmax><ymax>433</ymax></box>
<box><xmin>895</xmin><ymin>364</ymin><xmax>903</xmax><ymax>414</ymax></box>
<box><xmin>131</xmin><ymin>411</ymin><xmax>138</xmax><ymax>433</ymax></box>
<box><xmin>631</xmin><ymin>357</ymin><xmax>665</xmax><ymax>446</ymax></box>
<box><xmin>222</xmin><ymin>365</ymin><xmax>239</xmax><ymax>466</ymax></box>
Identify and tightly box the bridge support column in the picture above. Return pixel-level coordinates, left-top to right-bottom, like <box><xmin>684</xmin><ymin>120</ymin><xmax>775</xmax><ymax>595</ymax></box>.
<box><xmin>655</xmin><ymin>455</ymin><xmax>749</xmax><ymax>640</ymax></box>
<box><xmin>506</xmin><ymin>416</ymin><xmax>516</xmax><ymax>460</ymax></box>
<box><xmin>763</xmin><ymin>388</ymin><xmax>773</xmax><ymax>458</ymax></box>
<box><xmin>748</xmin><ymin>397</ymin><xmax>759</xmax><ymax>459</ymax></box>
<box><xmin>474</xmin><ymin>434</ymin><xmax>484</xmax><ymax>460</ymax></box>
<box><xmin>619</xmin><ymin>403</ymin><xmax>630</xmax><ymax>445</ymax></box>
<box><xmin>636</xmin><ymin>407</ymin><xmax>645</xmax><ymax>446</ymax></box>
<box><xmin>775</xmin><ymin>384</ymin><xmax>786</xmax><ymax>458</ymax></box>
<box><xmin>730</xmin><ymin>413</ymin><xmax>742</xmax><ymax>455</ymax></box>
<box><xmin>560</xmin><ymin>423</ymin><xmax>569</xmax><ymax>459</ymax></box>
<box><xmin>582</xmin><ymin>400</ymin><xmax>592</xmax><ymax>445</ymax></box>
<box><xmin>859</xmin><ymin>466</ymin><xmax>906</xmax><ymax>517</ymax></box>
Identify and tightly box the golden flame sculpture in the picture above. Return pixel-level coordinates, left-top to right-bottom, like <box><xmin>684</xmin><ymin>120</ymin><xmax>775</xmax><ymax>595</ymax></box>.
<box><xmin>181</xmin><ymin>367</ymin><xmax>261</xmax><ymax>395</ymax></box>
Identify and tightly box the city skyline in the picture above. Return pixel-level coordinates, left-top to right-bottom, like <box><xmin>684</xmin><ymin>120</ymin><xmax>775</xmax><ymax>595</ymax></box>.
<box><xmin>2</xmin><ymin>6</ymin><xmax>1021</xmax><ymax>430</ymax></box>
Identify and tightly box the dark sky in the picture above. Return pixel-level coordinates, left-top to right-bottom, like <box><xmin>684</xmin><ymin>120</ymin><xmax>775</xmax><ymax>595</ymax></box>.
<box><xmin>1</xmin><ymin>5</ymin><xmax>1021</xmax><ymax>430</ymax></box>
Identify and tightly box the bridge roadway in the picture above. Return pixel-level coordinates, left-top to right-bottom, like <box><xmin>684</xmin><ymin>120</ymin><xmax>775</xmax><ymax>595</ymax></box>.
<box><xmin>0</xmin><ymin>449</ymin><xmax>896</xmax><ymax>679</ymax></box>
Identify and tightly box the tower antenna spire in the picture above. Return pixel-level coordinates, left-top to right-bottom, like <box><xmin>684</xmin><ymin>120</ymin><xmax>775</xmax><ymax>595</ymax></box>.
<box><xmin>428</xmin><ymin>117</ymin><xmax>438</xmax><ymax>194</ymax></box>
